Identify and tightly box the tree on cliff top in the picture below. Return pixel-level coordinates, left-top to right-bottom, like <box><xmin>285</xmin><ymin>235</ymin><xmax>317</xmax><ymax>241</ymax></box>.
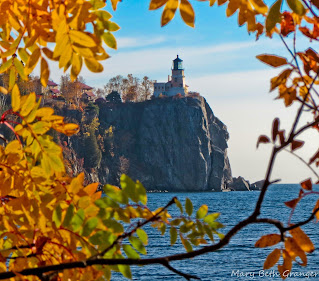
<box><xmin>0</xmin><ymin>0</ymin><xmax>318</xmax><ymax>280</ymax></box>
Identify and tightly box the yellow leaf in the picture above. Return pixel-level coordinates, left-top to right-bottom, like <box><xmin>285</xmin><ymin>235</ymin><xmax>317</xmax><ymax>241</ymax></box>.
<box><xmin>13</xmin><ymin>58</ymin><xmax>27</xmax><ymax>80</ymax></box>
<box><xmin>84</xmin><ymin>58</ymin><xmax>103</xmax><ymax>73</ymax></box>
<box><xmin>256</xmin><ymin>54</ymin><xmax>288</xmax><ymax>67</ymax></box>
<box><xmin>59</xmin><ymin>43</ymin><xmax>72</xmax><ymax>69</ymax></box>
<box><xmin>255</xmin><ymin>234</ymin><xmax>281</xmax><ymax>247</ymax></box>
<box><xmin>40</xmin><ymin>58</ymin><xmax>50</xmax><ymax>87</ymax></box>
<box><xmin>110</xmin><ymin>0</ymin><xmax>121</xmax><ymax>10</ymax></box>
<box><xmin>11</xmin><ymin>84</ymin><xmax>21</xmax><ymax>112</ymax></box>
<box><xmin>0</xmin><ymin>87</ymin><xmax>8</xmax><ymax>95</ymax></box>
<box><xmin>36</xmin><ymin>107</ymin><xmax>54</xmax><ymax>118</ymax></box>
<box><xmin>20</xmin><ymin>92</ymin><xmax>36</xmax><ymax>117</ymax></box>
<box><xmin>0</xmin><ymin>58</ymin><xmax>13</xmax><ymax>73</ymax></box>
<box><xmin>289</xmin><ymin>227</ymin><xmax>315</xmax><ymax>253</ymax></box>
<box><xmin>149</xmin><ymin>0</ymin><xmax>168</xmax><ymax>10</ymax></box>
<box><xmin>179</xmin><ymin>0</ymin><xmax>195</xmax><ymax>27</ymax></box>
<box><xmin>250</xmin><ymin>0</ymin><xmax>268</xmax><ymax>14</ymax></box>
<box><xmin>69</xmin><ymin>30</ymin><xmax>97</xmax><ymax>47</ymax></box>
<box><xmin>71</xmin><ymin>53</ymin><xmax>82</xmax><ymax>81</ymax></box>
<box><xmin>284</xmin><ymin>237</ymin><xmax>307</xmax><ymax>266</ymax></box>
<box><xmin>264</xmin><ymin>248</ymin><xmax>281</xmax><ymax>269</ymax></box>
<box><xmin>161</xmin><ymin>0</ymin><xmax>179</xmax><ymax>27</ymax></box>
<box><xmin>9</xmin><ymin>67</ymin><xmax>15</xmax><ymax>91</ymax></box>
<box><xmin>26</xmin><ymin>48</ymin><xmax>41</xmax><ymax>75</ymax></box>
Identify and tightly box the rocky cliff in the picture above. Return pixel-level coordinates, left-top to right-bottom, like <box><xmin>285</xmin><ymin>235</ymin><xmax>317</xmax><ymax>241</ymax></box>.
<box><xmin>62</xmin><ymin>96</ymin><xmax>232</xmax><ymax>192</ymax></box>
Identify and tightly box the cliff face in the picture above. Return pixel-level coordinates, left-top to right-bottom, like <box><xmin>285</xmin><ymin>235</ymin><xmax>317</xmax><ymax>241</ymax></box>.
<box><xmin>65</xmin><ymin>96</ymin><xmax>232</xmax><ymax>191</ymax></box>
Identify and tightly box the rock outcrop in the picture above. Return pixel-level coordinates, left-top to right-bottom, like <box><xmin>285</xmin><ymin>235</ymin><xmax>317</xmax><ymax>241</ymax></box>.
<box><xmin>62</xmin><ymin>96</ymin><xmax>233</xmax><ymax>192</ymax></box>
<box><xmin>228</xmin><ymin>176</ymin><xmax>251</xmax><ymax>191</ymax></box>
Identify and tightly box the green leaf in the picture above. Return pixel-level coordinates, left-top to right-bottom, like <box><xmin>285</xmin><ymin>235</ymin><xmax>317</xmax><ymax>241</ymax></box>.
<box><xmin>136</xmin><ymin>181</ymin><xmax>147</xmax><ymax>205</ymax></box>
<box><xmin>52</xmin><ymin>204</ymin><xmax>62</xmax><ymax>228</ymax></box>
<box><xmin>62</xmin><ymin>204</ymin><xmax>74</xmax><ymax>228</ymax></box>
<box><xmin>175</xmin><ymin>198</ymin><xmax>183</xmax><ymax>213</ymax></box>
<box><xmin>71</xmin><ymin>209</ymin><xmax>85</xmax><ymax>231</ymax></box>
<box><xmin>203</xmin><ymin>213</ymin><xmax>220</xmax><ymax>225</ymax></box>
<box><xmin>82</xmin><ymin>217</ymin><xmax>98</xmax><ymax>237</ymax></box>
<box><xmin>180</xmin><ymin>233</ymin><xmax>193</xmax><ymax>252</ymax></box>
<box><xmin>129</xmin><ymin>236</ymin><xmax>146</xmax><ymax>255</ymax></box>
<box><xmin>265</xmin><ymin>0</ymin><xmax>282</xmax><ymax>32</ymax></box>
<box><xmin>136</xmin><ymin>229</ymin><xmax>148</xmax><ymax>245</ymax></box>
<box><xmin>118</xmin><ymin>265</ymin><xmax>132</xmax><ymax>279</ymax></box>
<box><xmin>104</xmin><ymin>21</ymin><xmax>120</xmax><ymax>31</ymax></box>
<box><xmin>170</xmin><ymin>227</ymin><xmax>178</xmax><ymax>245</ymax></box>
<box><xmin>185</xmin><ymin>197</ymin><xmax>193</xmax><ymax>216</ymax></box>
<box><xmin>103</xmin><ymin>219</ymin><xmax>124</xmax><ymax>233</ymax></box>
<box><xmin>196</xmin><ymin>204</ymin><xmax>208</xmax><ymax>219</ymax></box>
<box><xmin>103</xmin><ymin>184</ymin><xmax>128</xmax><ymax>204</ymax></box>
<box><xmin>89</xmin><ymin>230</ymin><xmax>114</xmax><ymax>246</ymax></box>
<box><xmin>120</xmin><ymin>174</ymin><xmax>138</xmax><ymax>203</ymax></box>
<box><xmin>103</xmin><ymin>32</ymin><xmax>117</xmax><ymax>49</ymax></box>
<box><xmin>286</xmin><ymin>0</ymin><xmax>306</xmax><ymax>15</ymax></box>
<box><xmin>123</xmin><ymin>244</ymin><xmax>140</xmax><ymax>259</ymax></box>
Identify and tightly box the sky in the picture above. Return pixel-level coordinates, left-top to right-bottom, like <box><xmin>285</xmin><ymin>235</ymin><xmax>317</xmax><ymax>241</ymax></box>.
<box><xmin>47</xmin><ymin>0</ymin><xmax>319</xmax><ymax>183</ymax></box>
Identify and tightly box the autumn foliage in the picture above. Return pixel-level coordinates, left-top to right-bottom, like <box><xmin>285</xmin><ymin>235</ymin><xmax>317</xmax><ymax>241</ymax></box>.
<box><xmin>0</xmin><ymin>0</ymin><xmax>318</xmax><ymax>280</ymax></box>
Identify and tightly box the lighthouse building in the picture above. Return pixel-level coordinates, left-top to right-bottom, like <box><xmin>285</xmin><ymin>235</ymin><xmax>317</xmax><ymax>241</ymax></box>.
<box><xmin>153</xmin><ymin>55</ymin><xmax>188</xmax><ymax>97</ymax></box>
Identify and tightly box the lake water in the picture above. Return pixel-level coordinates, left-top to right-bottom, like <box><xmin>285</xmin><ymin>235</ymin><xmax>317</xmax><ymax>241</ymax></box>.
<box><xmin>111</xmin><ymin>184</ymin><xmax>319</xmax><ymax>280</ymax></box>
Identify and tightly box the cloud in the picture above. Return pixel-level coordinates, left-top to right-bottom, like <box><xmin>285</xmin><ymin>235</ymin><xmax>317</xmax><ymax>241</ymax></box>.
<box><xmin>116</xmin><ymin>36</ymin><xmax>168</xmax><ymax>49</ymax></box>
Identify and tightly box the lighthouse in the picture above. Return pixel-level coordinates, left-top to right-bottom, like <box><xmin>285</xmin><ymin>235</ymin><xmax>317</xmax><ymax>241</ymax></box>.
<box><xmin>153</xmin><ymin>55</ymin><xmax>189</xmax><ymax>97</ymax></box>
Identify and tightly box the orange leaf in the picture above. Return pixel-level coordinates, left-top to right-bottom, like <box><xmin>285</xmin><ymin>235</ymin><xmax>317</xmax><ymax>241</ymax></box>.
<box><xmin>161</xmin><ymin>0</ymin><xmax>179</xmax><ymax>26</ymax></box>
<box><xmin>284</xmin><ymin>198</ymin><xmax>299</xmax><ymax>208</ymax></box>
<box><xmin>284</xmin><ymin>237</ymin><xmax>307</xmax><ymax>266</ymax></box>
<box><xmin>256</xmin><ymin>135</ymin><xmax>270</xmax><ymax>148</ymax></box>
<box><xmin>83</xmin><ymin>183</ymin><xmax>99</xmax><ymax>196</ymax></box>
<box><xmin>300</xmin><ymin>178</ymin><xmax>312</xmax><ymax>190</ymax></box>
<box><xmin>291</xmin><ymin>140</ymin><xmax>304</xmax><ymax>151</ymax></box>
<box><xmin>149</xmin><ymin>0</ymin><xmax>168</xmax><ymax>10</ymax></box>
<box><xmin>264</xmin><ymin>248</ymin><xmax>281</xmax><ymax>269</ymax></box>
<box><xmin>313</xmin><ymin>200</ymin><xmax>319</xmax><ymax>222</ymax></box>
<box><xmin>278</xmin><ymin>250</ymin><xmax>292</xmax><ymax>279</ymax></box>
<box><xmin>255</xmin><ymin>234</ymin><xmax>281</xmax><ymax>248</ymax></box>
<box><xmin>256</xmin><ymin>54</ymin><xmax>288</xmax><ymax>68</ymax></box>
<box><xmin>289</xmin><ymin>227</ymin><xmax>315</xmax><ymax>253</ymax></box>
<box><xmin>179</xmin><ymin>0</ymin><xmax>195</xmax><ymax>27</ymax></box>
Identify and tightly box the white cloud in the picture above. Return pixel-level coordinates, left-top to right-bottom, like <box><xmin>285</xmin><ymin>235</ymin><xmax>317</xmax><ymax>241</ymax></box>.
<box><xmin>117</xmin><ymin>36</ymin><xmax>168</xmax><ymax>49</ymax></box>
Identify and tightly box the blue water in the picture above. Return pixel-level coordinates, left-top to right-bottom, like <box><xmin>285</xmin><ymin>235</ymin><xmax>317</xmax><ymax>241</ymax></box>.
<box><xmin>111</xmin><ymin>184</ymin><xmax>319</xmax><ymax>280</ymax></box>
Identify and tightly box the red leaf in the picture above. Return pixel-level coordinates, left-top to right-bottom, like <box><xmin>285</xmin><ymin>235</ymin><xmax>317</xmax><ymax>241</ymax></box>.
<box><xmin>257</xmin><ymin>135</ymin><xmax>270</xmax><ymax>148</ymax></box>
<box><xmin>281</xmin><ymin>12</ymin><xmax>295</xmax><ymax>37</ymax></box>
<box><xmin>278</xmin><ymin>130</ymin><xmax>285</xmax><ymax>145</ymax></box>
<box><xmin>272</xmin><ymin>118</ymin><xmax>280</xmax><ymax>142</ymax></box>
<box><xmin>309</xmin><ymin>150</ymin><xmax>319</xmax><ymax>165</ymax></box>
<box><xmin>291</xmin><ymin>140</ymin><xmax>304</xmax><ymax>151</ymax></box>
<box><xmin>300</xmin><ymin>178</ymin><xmax>312</xmax><ymax>190</ymax></box>
<box><xmin>285</xmin><ymin>198</ymin><xmax>300</xmax><ymax>208</ymax></box>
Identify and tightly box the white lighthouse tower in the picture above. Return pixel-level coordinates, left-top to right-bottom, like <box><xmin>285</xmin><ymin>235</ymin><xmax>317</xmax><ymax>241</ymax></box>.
<box><xmin>153</xmin><ymin>55</ymin><xmax>188</xmax><ymax>97</ymax></box>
